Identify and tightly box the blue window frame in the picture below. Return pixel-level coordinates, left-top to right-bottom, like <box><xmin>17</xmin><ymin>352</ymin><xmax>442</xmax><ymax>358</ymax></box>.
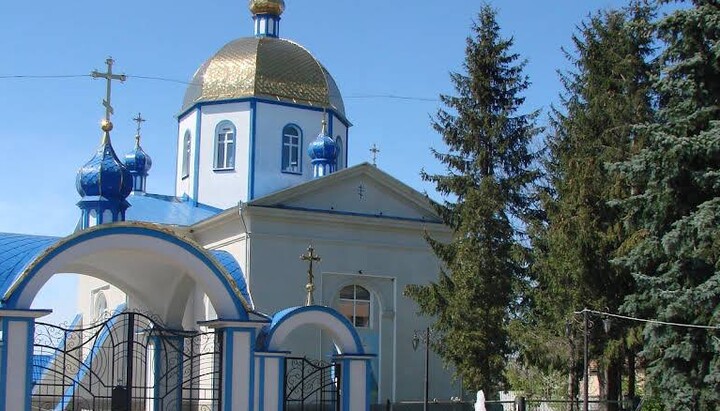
<box><xmin>214</xmin><ymin>121</ymin><xmax>236</xmax><ymax>170</ymax></box>
<box><xmin>281</xmin><ymin>124</ymin><xmax>302</xmax><ymax>173</ymax></box>
<box><xmin>181</xmin><ymin>130</ymin><xmax>191</xmax><ymax>178</ymax></box>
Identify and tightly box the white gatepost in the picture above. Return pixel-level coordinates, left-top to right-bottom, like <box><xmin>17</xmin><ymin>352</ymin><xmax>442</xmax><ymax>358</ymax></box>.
<box><xmin>0</xmin><ymin>309</ymin><xmax>52</xmax><ymax>411</ymax></box>
<box><xmin>334</xmin><ymin>354</ymin><xmax>374</xmax><ymax>411</ymax></box>
<box><xmin>202</xmin><ymin>320</ymin><xmax>266</xmax><ymax>411</ymax></box>
<box><xmin>254</xmin><ymin>351</ymin><xmax>290</xmax><ymax>411</ymax></box>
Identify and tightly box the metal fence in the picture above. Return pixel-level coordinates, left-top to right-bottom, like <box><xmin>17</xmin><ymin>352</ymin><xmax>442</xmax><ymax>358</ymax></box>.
<box><xmin>373</xmin><ymin>398</ymin><xmax>643</xmax><ymax>411</ymax></box>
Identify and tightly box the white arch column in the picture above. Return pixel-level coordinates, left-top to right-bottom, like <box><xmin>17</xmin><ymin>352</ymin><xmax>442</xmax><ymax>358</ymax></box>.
<box><xmin>254</xmin><ymin>351</ymin><xmax>290</xmax><ymax>411</ymax></box>
<box><xmin>334</xmin><ymin>354</ymin><xmax>374</xmax><ymax>411</ymax></box>
<box><xmin>0</xmin><ymin>309</ymin><xmax>51</xmax><ymax>411</ymax></box>
<box><xmin>203</xmin><ymin>320</ymin><xmax>267</xmax><ymax>411</ymax></box>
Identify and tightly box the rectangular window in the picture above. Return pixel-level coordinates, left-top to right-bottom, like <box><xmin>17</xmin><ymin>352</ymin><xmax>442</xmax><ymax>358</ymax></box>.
<box><xmin>282</xmin><ymin>125</ymin><xmax>301</xmax><ymax>173</ymax></box>
<box><xmin>215</xmin><ymin>125</ymin><xmax>235</xmax><ymax>170</ymax></box>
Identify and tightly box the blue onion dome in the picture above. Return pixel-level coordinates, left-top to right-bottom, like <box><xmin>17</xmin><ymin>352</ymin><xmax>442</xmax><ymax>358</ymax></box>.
<box><xmin>307</xmin><ymin>119</ymin><xmax>338</xmax><ymax>161</ymax></box>
<box><xmin>124</xmin><ymin>135</ymin><xmax>153</xmax><ymax>176</ymax></box>
<box><xmin>76</xmin><ymin>122</ymin><xmax>133</xmax><ymax>199</ymax></box>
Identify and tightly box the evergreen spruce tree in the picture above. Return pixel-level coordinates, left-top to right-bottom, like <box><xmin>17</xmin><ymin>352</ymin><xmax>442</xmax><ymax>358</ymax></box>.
<box><xmin>526</xmin><ymin>4</ymin><xmax>654</xmax><ymax>410</ymax></box>
<box><xmin>405</xmin><ymin>5</ymin><xmax>538</xmax><ymax>393</ymax></box>
<box><xmin>615</xmin><ymin>1</ymin><xmax>720</xmax><ymax>409</ymax></box>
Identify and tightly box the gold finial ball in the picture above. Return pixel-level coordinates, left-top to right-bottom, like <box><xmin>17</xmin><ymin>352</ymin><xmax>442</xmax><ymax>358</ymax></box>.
<box><xmin>305</xmin><ymin>283</ymin><xmax>315</xmax><ymax>292</ymax></box>
<box><xmin>101</xmin><ymin>119</ymin><xmax>114</xmax><ymax>132</ymax></box>
<box><xmin>249</xmin><ymin>0</ymin><xmax>285</xmax><ymax>16</ymax></box>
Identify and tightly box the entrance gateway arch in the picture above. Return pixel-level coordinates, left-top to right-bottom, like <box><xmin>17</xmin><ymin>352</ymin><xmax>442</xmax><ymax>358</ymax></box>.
<box><xmin>0</xmin><ymin>222</ymin><xmax>372</xmax><ymax>411</ymax></box>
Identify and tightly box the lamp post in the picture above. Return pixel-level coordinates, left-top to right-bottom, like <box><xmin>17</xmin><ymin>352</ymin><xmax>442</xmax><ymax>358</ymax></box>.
<box><xmin>570</xmin><ymin>309</ymin><xmax>594</xmax><ymax>411</ymax></box>
<box><xmin>412</xmin><ymin>327</ymin><xmax>431</xmax><ymax>411</ymax></box>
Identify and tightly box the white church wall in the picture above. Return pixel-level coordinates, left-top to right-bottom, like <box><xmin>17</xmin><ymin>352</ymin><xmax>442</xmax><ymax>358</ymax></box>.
<box><xmin>75</xmin><ymin>275</ymin><xmax>126</xmax><ymax>326</ymax></box>
<box><xmin>196</xmin><ymin>102</ymin><xmax>252</xmax><ymax>209</ymax></box>
<box><xmin>238</xmin><ymin>206</ymin><xmax>457</xmax><ymax>403</ymax></box>
<box><xmin>176</xmin><ymin>110</ymin><xmax>198</xmax><ymax>199</ymax></box>
<box><xmin>251</xmin><ymin>102</ymin><xmax>323</xmax><ymax>199</ymax></box>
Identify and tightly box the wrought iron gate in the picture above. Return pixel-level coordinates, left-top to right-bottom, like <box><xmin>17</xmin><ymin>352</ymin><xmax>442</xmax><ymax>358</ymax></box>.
<box><xmin>31</xmin><ymin>311</ymin><xmax>222</xmax><ymax>411</ymax></box>
<box><xmin>284</xmin><ymin>357</ymin><xmax>341</xmax><ymax>411</ymax></box>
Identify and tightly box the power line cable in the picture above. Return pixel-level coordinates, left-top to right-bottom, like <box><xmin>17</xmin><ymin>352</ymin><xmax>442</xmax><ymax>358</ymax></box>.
<box><xmin>0</xmin><ymin>73</ymin><xmax>440</xmax><ymax>102</ymax></box>
<box><xmin>582</xmin><ymin>308</ymin><xmax>720</xmax><ymax>330</ymax></box>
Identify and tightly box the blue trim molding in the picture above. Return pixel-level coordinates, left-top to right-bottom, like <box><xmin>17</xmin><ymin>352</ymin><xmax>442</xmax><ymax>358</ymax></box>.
<box><xmin>249</xmin><ymin>100</ymin><xmax>257</xmax><ymax>200</ymax></box>
<box><xmin>192</xmin><ymin>107</ymin><xmax>203</xmax><ymax>204</ymax></box>
<box><xmin>178</xmin><ymin>97</ymin><xmax>352</xmax><ymax>129</ymax></box>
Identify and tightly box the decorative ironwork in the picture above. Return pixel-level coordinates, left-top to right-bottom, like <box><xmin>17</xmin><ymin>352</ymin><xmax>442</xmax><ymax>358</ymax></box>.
<box><xmin>285</xmin><ymin>357</ymin><xmax>341</xmax><ymax>411</ymax></box>
<box><xmin>31</xmin><ymin>311</ymin><xmax>222</xmax><ymax>411</ymax></box>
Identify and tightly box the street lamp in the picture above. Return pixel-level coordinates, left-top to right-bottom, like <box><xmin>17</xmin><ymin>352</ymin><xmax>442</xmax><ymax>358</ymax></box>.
<box><xmin>569</xmin><ymin>309</ymin><xmax>594</xmax><ymax>411</ymax></box>
<box><xmin>412</xmin><ymin>327</ymin><xmax>431</xmax><ymax>411</ymax></box>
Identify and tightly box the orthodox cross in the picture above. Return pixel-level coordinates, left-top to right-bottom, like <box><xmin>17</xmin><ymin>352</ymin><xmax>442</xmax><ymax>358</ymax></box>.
<box><xmin>369</xmin><ymin>144</ymin><xmax>380</xmax><ymax>166</ymax></box>
<box><xmin>91</xmin><ymin>57</ymin><xmax>126</xmax><ymax>130</ymax></box>
<box><xmin>357</xmin><ymin>183</ymin><xmax>366</xmax><ymax>200</ymax></box>
<box><xmin>132</xmin><ymin>112</ymin><xmax>146</xmax><ymax>144</ymax></box>
<box><xmin>300</xmin><ymin>245</ymin><xmax>321</xmax><ymax>306</ymax></box>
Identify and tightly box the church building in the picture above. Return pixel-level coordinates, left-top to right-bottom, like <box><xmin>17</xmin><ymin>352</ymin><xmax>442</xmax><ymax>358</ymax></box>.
<box><xmin>0</xmin><ymin>1</ymin><xmax>461</xmax><ymax>409</ymax></box>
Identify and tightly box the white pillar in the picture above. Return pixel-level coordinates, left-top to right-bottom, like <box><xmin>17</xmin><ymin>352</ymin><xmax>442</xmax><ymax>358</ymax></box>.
<box><xmin>334</xmin><ymin>354</ymin><xmax>374</xmax><ymax>411</ymax></box>
<box><xmin>254</xmin><ymin>351</ymin><xmax>290</xmax><ymax>411</ymax></box>
<box><xmin>0</xmin><ymin>309</ymin><xmax>52</xmax><ymax>411</ymax></box>
<box><xmin>202</xmin><ymin>320</ymin><xmax>266</xmax><ymax>411</ymax></box>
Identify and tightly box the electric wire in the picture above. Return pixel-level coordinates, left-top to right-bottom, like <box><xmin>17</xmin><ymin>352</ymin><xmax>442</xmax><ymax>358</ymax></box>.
<box><xmin>0</xmin><ymin>73</ymin><xmax>440</xmax><ymax>102</ymax></box>
<box><xmin>580</xmin><ymin>308</ymin><xmax>720</xmax><ymax>330</ymax></box>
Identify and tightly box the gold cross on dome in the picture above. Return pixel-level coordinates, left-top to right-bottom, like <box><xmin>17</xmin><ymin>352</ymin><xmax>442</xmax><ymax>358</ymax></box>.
<box><xmin>91</xmin><ymin>57</ymin><xmax>126</xmax><ymax>129</ymax></box>
<box><xmin>300</xmin><ymin>245</ymin><xmax>321</xmax><ymax>306</ymax></box>
<box><xmin>133</xmin><ymin>113</ymin><xmax>146</xmax><ymax>137</ymax></box>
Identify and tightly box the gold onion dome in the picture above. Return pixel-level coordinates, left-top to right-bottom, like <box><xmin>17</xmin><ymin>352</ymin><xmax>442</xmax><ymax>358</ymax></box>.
<box><xmin>249</xmin><ymin>0</ymin><xmax>285</xmax><ymax>16</ymax></box>
<box><xmin>182</xmin><ymin>37</ymin><xmax>345</xmax><ymax>117</ymax></box>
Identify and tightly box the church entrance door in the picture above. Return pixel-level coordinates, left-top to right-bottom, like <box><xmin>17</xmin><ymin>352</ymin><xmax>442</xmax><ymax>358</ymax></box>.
<box><xmin>31</xmin><ymin>311</ymin><xmax>222</xmax><ymax>411</ymax></box>
<box><xmin>284</xmin><ymin>357</ymin><xmax>341</xmax><ymax>411</ymax></box>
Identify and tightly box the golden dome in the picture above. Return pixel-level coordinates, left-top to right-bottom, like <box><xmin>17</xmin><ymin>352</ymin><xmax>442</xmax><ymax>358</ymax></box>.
<box><xmin>182</xmin><ymin>37</ymin><xmax>345</xmax><ymax>117</ymax></box>
<box><xmin>249</xmin><ymin>0</ymin><xmax>285</xmax><ymax>16</ymax></box>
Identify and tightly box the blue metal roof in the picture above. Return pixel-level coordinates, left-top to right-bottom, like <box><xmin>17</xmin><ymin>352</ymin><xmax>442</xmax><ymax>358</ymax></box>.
<box><xmin>210</xmin><ymin>250</ymin><xmax>253</xmax><ymax>307</ymax></box>
<box><xmin>0</xmin><ymin>233</ymin><xmax>60</xmax><ymax>300</ymax></box>
<box><xmin>124</xmin><ymin>193</ymin><xmax>221</xmax><ymax>226</ymax></box>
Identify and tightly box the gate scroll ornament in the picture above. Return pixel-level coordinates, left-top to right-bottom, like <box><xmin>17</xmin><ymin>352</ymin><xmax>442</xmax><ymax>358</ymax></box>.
<box><xmin>31</xmin><ymin>311</ymin><xmax>222</xmax><ymax>411</ymax></box>
<box><xmin>285</xmin><ymin>357</ymin><xmax>341</xmax><ymax>411</ymax></box>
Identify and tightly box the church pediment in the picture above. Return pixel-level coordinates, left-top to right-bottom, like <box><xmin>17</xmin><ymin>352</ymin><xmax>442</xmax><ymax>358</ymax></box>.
<box><xmin>247</xmin><ymin>163</ymin><xmax>441</xmax><ymax>223</ymax></box>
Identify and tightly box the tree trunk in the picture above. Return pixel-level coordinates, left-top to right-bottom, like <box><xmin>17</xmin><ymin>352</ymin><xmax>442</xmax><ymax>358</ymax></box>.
<box><xmin>627</xmin><ymin>349</ymin><xmax>636</xmax><ymax>405</ymax></box>
<box><xmin>601</xmin><ymin>359</ymin><xmax>621</xmax><ymax>411</ymax></box>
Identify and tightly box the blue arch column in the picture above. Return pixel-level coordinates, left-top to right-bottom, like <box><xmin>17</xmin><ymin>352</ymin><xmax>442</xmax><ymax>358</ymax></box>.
<box><xmin>0</xmin><ymin>309</ymin><xmax>52</xmax><ymax>411</ymax></box>
<box><xmin>151</xmin><ymin>333</ymin><xmax>185</xmax><ymax>411</ymax></box>
<box><xmin>203</xmin><ymin>320</ymin><xmax>268</xmax><ymax>411</ymax></box>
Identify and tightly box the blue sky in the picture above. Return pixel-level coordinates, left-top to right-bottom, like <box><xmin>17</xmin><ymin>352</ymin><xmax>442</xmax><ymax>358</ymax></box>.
<box><xmin>0</xmin><ymin>0</ymin><xmax>632</xmax><ymax>321</ymax></box>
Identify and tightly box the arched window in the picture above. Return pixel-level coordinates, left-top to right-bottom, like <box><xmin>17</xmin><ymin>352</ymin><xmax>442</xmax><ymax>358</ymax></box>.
<box><xmin>214</xmin><ymin>121</ymin><xmax>236</xmax><ymax>170</ymax></box>
<box><xmin>181</xmin><ymin>130</ymin><xmax>191</xmax><ymax>178</ymax></box>
<box><xmin>94</xmin><ymin>292</ymin><xmax>108</xmax><ymax>320</ymax></box>
<box><xmin>335</xmin><ymin>136</ymin><xmax>344</xmax><ymax>170</ymax></box>
<box><xmin>281</xmin><ymin>125</ymin><xmax>302</xmax><ymax>173</ymax></box>
<box><xmin>338</xmin><ymin>285</ymin><xmax>371</xmax><ymax>328</ymax></box>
